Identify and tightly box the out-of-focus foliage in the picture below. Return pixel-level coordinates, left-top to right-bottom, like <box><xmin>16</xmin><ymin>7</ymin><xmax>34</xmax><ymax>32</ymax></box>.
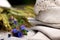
<box><xmin>10</xmin><ymin>6</ymin><xmax>36</xmax><ymax>18</ymax></box>
<box><xmin>0</xmin><ymin>6</ymin><xmax>34</xmax><ymax>31</ymax></box>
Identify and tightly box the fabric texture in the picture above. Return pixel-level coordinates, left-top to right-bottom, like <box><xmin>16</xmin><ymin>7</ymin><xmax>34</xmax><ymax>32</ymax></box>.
<box><xmin>34</xmin><ymin>0</ymin><xmax>60</xmax><ymax>28</ymax></box>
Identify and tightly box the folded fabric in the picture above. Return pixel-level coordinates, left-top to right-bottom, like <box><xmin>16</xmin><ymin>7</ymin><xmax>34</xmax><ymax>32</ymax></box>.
<box><xmin>31</xmin><ymin>26</ymin><xmax>60</xmax><ymax>40</ymax></box>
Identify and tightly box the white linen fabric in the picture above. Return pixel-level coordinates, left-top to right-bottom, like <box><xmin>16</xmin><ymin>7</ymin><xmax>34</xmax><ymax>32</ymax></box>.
<box><xmin>0</xmin><ymin>0</ymin><xmax>11</xmax><ymax>8</ymax></box>
<box><xmin>31</xmin><ymin>26</ymin><xmax>60</xmax><ymax>40</ymax></box>
<box><xmin>34</xmin><ymin>0</ymin><xmax>60</xmax><ymax>28</ymax></box>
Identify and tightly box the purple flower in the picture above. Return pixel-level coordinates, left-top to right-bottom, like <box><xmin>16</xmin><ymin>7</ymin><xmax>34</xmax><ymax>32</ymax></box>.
<box><xmin>14</xmin><ymin>20</ymin><xmax>17</xmax><ymax>25</ymax></box>
<box><xmin>20</xmin><ymin>25</ymin><xmax>26</xmax><ymax>30</ymax></box>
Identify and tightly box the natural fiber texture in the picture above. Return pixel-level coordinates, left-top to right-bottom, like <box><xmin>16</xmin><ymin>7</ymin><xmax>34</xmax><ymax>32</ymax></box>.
<box><xmin>34</xmin><ymin>0</ymin><xmax>60</xmax><ymax>28</ymax></box>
